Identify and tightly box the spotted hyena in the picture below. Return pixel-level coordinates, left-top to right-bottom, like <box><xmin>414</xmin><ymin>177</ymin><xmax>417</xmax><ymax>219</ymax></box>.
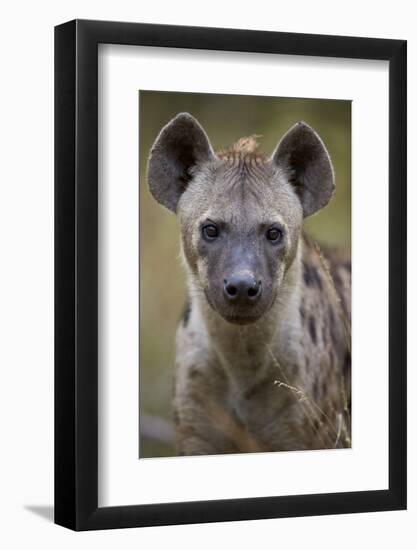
<box><xmin>147</xmin><ymin>113</ymin><xmax>351</xmax><ymax>455</ymax></box>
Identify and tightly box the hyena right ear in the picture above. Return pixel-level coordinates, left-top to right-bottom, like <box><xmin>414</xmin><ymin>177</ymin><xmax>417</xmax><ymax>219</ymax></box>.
<box><xmin>147</xmin><ymin>113</ymin><xmax>216</xmax><ymax>212</ymax></box>
<box><xmin>271</xmin><ymin>121</ymin><xmax>335</xmax><ymax>218</ymax></box>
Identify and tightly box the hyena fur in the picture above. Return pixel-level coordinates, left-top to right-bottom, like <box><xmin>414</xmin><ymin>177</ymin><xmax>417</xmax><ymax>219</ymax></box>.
<box><xmin>147</xmin><ymin>113</ymin><xmax>351</xmax><ymax>454</ymax></box>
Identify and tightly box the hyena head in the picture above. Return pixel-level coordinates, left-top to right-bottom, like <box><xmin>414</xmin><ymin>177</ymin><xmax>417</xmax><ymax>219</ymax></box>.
<box><xmin>147</xmin><ymin>113</ymin><xmax>334</xmax><ymax>325</ymax></box>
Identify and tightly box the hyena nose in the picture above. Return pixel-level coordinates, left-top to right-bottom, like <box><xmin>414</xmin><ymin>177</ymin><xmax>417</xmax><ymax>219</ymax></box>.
<box><xmin>223</xmin><ymin>275</ymin><xmax>262</xmax><ymax>304</ymax></box>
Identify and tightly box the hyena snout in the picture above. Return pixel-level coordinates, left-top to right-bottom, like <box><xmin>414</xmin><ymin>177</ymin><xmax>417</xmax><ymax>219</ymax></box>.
<box><xmin>223</xmin><ymin>272</ymin><xmax>262</xmax><ymax>305</ymax></box>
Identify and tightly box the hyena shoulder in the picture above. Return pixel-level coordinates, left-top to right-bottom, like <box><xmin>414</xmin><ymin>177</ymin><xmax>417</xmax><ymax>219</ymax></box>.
<box><xmin>296</xmin><ymin>237</ymin><xmax>351</xmax><ymax>444</ymax></box>
<box><xmin>301</xmin><ymin>235</ymin><xmax>351</xmax><ymax>326</ymax></box>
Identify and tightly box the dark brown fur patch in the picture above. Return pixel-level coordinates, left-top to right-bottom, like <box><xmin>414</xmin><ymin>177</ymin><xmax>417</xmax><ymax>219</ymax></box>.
<box><xmin>328</xmin><ymin>305</ymin><xmax>335</xmax><ymax>324</ymax></box>
<box><xmin>244</xmin><ymin>375</ymin><xmax>273</xmax><ymax>400</ymax></box>
<box><xmin>343</xmin><ymin>351</ymin><xmax>351</xmax><ymax>377</ymax></box>
<box><xmin>303</xmin><ymin>262</ymin><xmax>323</xmax><ymax>289</ymax></box>
<box><xmin>189</xmin><ymin>366</ymin><xmax>202</xmax><ymax>380</ymax></box>
<box><xmin>308</xmin><ymin>316</ymin><xmax>317</xmax><ymax>344</ymax></box>
<box><xmin>334</xmin><ymin>271</ymin><xmax>342</xmax><ymax>288</ymax></box>
<box><xmin>313</xmin><ymin>378</ymin><xmax>320</xmax><ymax>399</ymax></box>
<box><xmin>182</xmin><ymin>299</ymin><xmax>191</xmax><ymax>327</ymax></box>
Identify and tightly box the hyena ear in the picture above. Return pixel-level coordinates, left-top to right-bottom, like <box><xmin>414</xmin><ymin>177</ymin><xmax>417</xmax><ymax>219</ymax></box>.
<box><xmin>147</xmin><ymin>113</ymin><xmax>216</xmax><ymax>212</ymax></box>
<box><xmin>271</xmin><ymin>121</ymin><xmax>335</xmax><ymax>217</ymax></box>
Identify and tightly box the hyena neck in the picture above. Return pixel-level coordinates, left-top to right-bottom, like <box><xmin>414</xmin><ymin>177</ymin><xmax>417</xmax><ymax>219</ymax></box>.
<box><xmin>188</xmin><ymin>244</ymin><xmax>304</xmax><ymax>390</ymax></box>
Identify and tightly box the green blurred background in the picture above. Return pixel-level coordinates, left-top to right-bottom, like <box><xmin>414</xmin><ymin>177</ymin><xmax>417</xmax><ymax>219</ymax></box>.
<box><xmin>139</xmin><ymin>91</ymin><xmax>351</xmax><ymax>458</ymax></box>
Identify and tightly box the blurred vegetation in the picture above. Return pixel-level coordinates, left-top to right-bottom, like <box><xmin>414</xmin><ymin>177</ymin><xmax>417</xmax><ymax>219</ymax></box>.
<box><xmin>139</xmin><ymin>91</ymin><xmax>351</xmax><ymax>458</ymax></box>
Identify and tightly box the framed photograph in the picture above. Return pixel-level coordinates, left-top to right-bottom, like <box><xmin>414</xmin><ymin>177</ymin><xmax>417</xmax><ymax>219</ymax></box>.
<box><xmin>55</xmin><ymin>19</ymin><xmax>407</xmax><ymax>530</ymax></box>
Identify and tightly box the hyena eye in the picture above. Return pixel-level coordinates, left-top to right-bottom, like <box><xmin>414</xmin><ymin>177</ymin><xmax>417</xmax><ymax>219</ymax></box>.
<box><xmin>266</xmin><ymin>227</ymin><xmax>283</xmax><ymax>243</ymax></box>
<box><xmin>202</xmin><ymin>224</ymin><xmax>219</xmax><ymax>240</ymax></box>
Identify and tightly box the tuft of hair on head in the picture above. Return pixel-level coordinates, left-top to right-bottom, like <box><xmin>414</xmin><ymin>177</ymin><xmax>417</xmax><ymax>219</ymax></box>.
<box><xmin>218</xmin><ymin>134</ymin><xmax>262</xmax><ymax>157</ymax></box>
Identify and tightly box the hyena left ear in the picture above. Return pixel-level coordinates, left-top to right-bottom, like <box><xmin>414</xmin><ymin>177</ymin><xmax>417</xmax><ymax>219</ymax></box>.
<box><xmin>271</xmin><ymin>121</ymin><xmax>335</xmax><ymax>217</ymax></box>
<box><xmin>147</xmin><ymin>113</ymin><xmax>216</xmax><ymax>212</ymax></box>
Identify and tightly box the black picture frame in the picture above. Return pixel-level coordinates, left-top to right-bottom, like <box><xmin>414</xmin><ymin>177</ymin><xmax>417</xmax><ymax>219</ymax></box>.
<box><xmin>55</xmin><ymin>19</ymin><xmax>407</xmax><ymax>531</ymax></box>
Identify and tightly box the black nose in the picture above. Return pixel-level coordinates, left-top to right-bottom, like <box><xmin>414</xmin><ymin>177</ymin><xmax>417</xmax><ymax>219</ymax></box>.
<box><xmin>223</xmin><ymin>274</ymin><xmax>262</xmax><ymax>304</ymax></box>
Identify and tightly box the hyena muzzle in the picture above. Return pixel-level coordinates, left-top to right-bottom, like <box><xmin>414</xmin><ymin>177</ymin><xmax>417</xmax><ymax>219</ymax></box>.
<box><xmin>147</xmin><ymin>113</ymin><xmax>351</xmax><ymax>455</ymax></box>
